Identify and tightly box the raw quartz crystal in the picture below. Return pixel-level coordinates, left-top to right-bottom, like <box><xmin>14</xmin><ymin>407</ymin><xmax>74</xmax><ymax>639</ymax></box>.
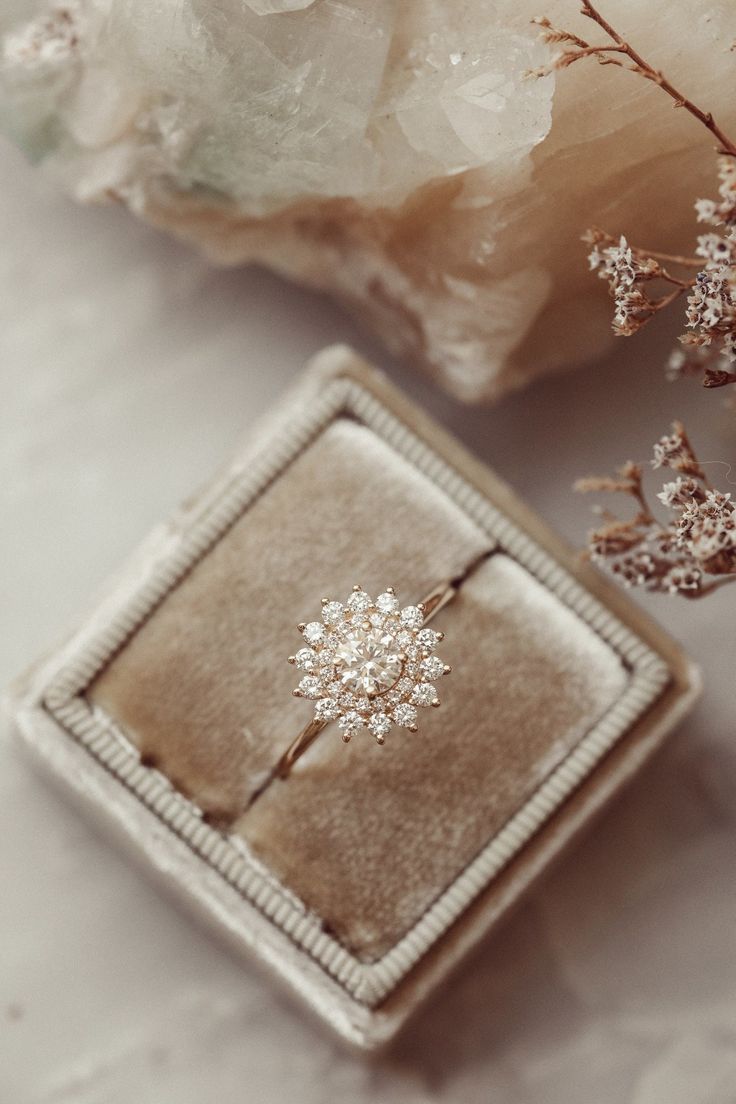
<box><xmin>2</xmin><ymin>1</ymin><xmax>736</xmax><ymax>400</ymax></box>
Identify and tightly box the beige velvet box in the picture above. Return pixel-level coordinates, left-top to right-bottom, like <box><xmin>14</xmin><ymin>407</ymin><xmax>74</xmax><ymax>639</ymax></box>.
<box><xmin>8</xmin><ymin>346</ymin><xmax>699</xmax><ymax>1048</ymax></box>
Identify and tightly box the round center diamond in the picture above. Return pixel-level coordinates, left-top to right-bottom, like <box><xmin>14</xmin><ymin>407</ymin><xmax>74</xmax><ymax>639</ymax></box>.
<box><xmin>333</xmin><ymin>624</ymin><xmax>404</xmax><ymax>696</ymax></box>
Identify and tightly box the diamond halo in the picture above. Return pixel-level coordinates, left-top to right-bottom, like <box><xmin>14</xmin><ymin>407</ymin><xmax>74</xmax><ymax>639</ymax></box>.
<box><xmin>289</xmin><ymin>584</ymin><xmax>451</xmax><ymax>744</ymax></box>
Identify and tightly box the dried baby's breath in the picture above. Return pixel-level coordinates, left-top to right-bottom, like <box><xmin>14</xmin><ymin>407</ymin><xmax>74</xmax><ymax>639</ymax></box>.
<box><xmin>577</xmin><ymin>423</ymin><xmax>736</xmax><ymax>598</ymax></box>
<box><xmin>531</xmin><ymin>3</ymin><xmax>736</xmax><ymax>599</ymax></box>
<box><xmin>533</xmin><ymin>2</ymin><xmax>736</xmax><ymax>391</ymax></box>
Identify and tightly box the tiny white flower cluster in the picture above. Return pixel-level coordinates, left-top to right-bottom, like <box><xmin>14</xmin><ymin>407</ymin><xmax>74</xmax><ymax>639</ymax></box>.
<box><xmin>656</xmin><ymin>476</ymin><xmax>701</xmax><ymax>508</ymax></box>
<box><xmin>588</xmin><ymin>235</ymin><xmax>657</xmax><ymax>286</ymax></box>
<box><xmin>610</xmin><ymin>550</ymin><xmax>657</xmax><ymax>588</ymax></box>
<box><xmin>676</xmin><ymin>160</ymin><xmax>736</xmax><ymax>378</ymax></box>
<box><xmin>584</xmin><ymin>163</ymin><xmax>736</xmax><ymax>386</ymax></box>
<box><xmin>694</xmin><ymin>158</ymin><xmax>736</xmax><ymax>228</ymax></box>
<box><xmin>694</xmin><ymin>232</ymin><xmax>736</xmax><ymax>267</ymax></box>
<box><xmin>579</xmin><ymin>424</ymin><xmax>736</xmax><ymax>599</ymax></box>
<box><xmin>588</xmin><ymin>235</ymin><xmax>660</xmax><ymax>336</ymax></box>
<box><xmin>534</xmin><ymin>5</ymin><xmax>736</xmax><ymax>393</ymax></box>
<box><xmin>652</xmin><ymin>428</ymin><xmax>686</xmax><ymax>470</ymax></box>
<box><xmin>662</xmin><ymin>564</ymin><xmax>703</xmax><ymax>595</ymax></box>
<box><xmin>676</xmin><ymin>490</ymin><xmax>736</xmax><ymax>574</ymax></box>
<box><xmin>684</xmin><ymin>266</ymin><xmax>736</xmax><ymax>360</ymax></box>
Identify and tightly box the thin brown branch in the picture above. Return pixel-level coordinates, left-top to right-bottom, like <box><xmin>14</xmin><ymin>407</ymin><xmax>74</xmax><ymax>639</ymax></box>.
<box><xmin>673</xmin><ymin>420</ymin><xmax>710</xmax><ymax>485</ymax></box>
<box><xmin>631</xmin><ymin>491</ymin><xmax>655</xmax><ymax>526</ymax></box>
<box><xmin>658</xmin><ymin>272</ymin><xmax>695</xmax><ymax>290</ymax></box>
<box><xmin>650</xmin><ymin>285</ymin><xmax>692</xmax><ymax>309</ymax></box>
<box><xmin>685</xmin><ymin>574</ymin><xmax>736</xmax><ymax>596</ymax></box>
<box><xmin>559</xmin><ymin>43</ymin><xmax>626</xmax><ymax>64</ymax></box>
<box><xmin>703</xmin><ymin>369</ymin><xmax>736</xmax><ymax>389</ymax></box>
<box><xmin>532</xmin><ymin>16</ymin><xmax>589</xmax><ymax>51</ymax></box>
<box><xmin>579</xmin><ymin>1</ymin><xmax>736</xmax><ymax>157</ymax></box>
<box><xmin>637</xmin><ymin>249</ymin><xmax>702</xmax><ymax>268</ymax></box>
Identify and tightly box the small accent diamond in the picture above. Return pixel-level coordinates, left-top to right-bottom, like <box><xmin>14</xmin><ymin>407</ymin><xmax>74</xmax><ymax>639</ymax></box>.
<box><xmin>420</xmin><ymin>656</ymin><xmax>446</xmax><ymax>681</ymax></box>
<box><xmin>417</xmin><ymin>628</ymin><xmax>441</xmax><ymax>652</ymax></box>
<box><xmin>298</xmin><ymin>676</ymin><xmax>322</xmax><ymax>699</ymax></box>
<box><xmin>375</xmin><ymin>591</ymin><xmax>399</xmax><ymax>614</ymax></box>
<box><xmin>303</xmin><ymin>621</ymin><xmax>325</xmax><ymax>645</ymax></box>
<box><xmin>294</xmin><ymin>647</ymin><xmax>317</xmax><ymax>671</ymax></box>
<box><xmin>400</xmin><ymin>605</ymin><xmax>423</xmax><ymax>630</ymax></box>
<box><xmin>322</xmin><ymin>600</ymin><xmax>343</xmax><ymax>625</ymax></box>
<box><xmin>315</xmin><ymin>697</ymin><xmax>339</xmax><ymax>721</ymax></box>
<box><xmin>411</xmin><ymin>683</ymin><xmax>438</xmax><ymax>707</ymax></box>
<box><xmin>337</xmin><ymin>710</ymin><xmax>364</xmax><ymax>732</ymax></box>
<box><xmin>393</xmin><ymin>702</ymin><xmax>418</xmax><ymax>728</ymax></box>
<box><xmin>369</xmin><ymin>713</ymin><xmax>391</xmax><ymax>739</ymax></box>
<box><xmin>347</xmin><ymin>590</ymin><xmax>372</xmax><ymax>613</ymax></box>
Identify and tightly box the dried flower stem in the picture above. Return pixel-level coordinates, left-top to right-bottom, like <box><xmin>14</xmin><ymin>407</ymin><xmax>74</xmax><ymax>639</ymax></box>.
<box><xmin>653</xmin><ymin>286</ymin><xmax>690</xmax><ymax>310</ymax></box>
<box><xmin>637</xmin><ymin>250</ymin><xmax>702</xmax><ymax>269</ymax></box>
<box><xmin>534</xmin><ymin>8</ymin><xmax>736</xmax><ymax>389</ymax></box>
<box><xmin>573</xmin><ymin>2</ymin><xmax>736</xmax><ymax>157</ymax></box>
<box><xmin>577</xmin><ymin>423</ymin><xmax>736</xmax><ymax>598</ymax></box>
<box><xmin>532</xmin><ymin>7</ymin><xmax>736</xmax><ymax>601</ymax></box>
<box><xmin>703</xmin><ymin>369</ymin><xmax>736</xmax><ymax>389</ymax></box>
<box><xmin>698</xmin><ymin>575</ymin><xmax>736</xmax><ymax>594</ymax></box>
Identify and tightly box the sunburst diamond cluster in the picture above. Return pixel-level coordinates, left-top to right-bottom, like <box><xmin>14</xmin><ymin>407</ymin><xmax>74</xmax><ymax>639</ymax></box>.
<box><xmin>288</xmin><ymin>585</ymin><xmax>450</xmax><ymax>744</ymax></box>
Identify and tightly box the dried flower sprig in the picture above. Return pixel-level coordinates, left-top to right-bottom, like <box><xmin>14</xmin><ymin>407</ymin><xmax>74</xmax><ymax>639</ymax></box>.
<box><xmin>577</xmin><ymin>422</ymin><xmax>736</xmax><ymax>597</ymax></box>
<box><xmin>584</xmin><ymin>229</ymin><xmax>693</xmax><ymax>337</ymax></box>
<box><xmin>532</xmin><ymin>2</ymin><xmax>736</xmax><ymax>390</ymax></box>
<box><xmin>531</xmin><ymin>3</ymin><xmax>736</xmax><ymax>158</ymax></box>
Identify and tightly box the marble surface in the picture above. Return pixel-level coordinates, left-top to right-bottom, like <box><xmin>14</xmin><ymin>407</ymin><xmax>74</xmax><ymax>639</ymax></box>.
<box><xmin>2</xmin><ymin>138</ymin><xmax>736</xmax><ymax>1104</ymax></box>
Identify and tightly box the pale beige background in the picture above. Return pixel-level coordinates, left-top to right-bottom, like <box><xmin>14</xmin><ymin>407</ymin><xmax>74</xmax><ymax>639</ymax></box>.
<box><xmin>2</xmin><ymin>138</ymin><xmax>735</xmax><ymax>1103</ymax></box>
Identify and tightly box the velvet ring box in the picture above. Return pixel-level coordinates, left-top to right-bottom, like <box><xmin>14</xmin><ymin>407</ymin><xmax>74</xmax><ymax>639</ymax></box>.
<box><xmin>9</xmin><ymin>346</ymin><xmax>699</xmax><ymax>1048</ymax></box>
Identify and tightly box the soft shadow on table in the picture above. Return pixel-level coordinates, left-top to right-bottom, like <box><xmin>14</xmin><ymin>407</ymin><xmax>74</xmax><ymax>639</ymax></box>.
<box><xmin>382</xmin><ymin>717</ymin><xmax>736</xmax><ymax>1092</ymax></box>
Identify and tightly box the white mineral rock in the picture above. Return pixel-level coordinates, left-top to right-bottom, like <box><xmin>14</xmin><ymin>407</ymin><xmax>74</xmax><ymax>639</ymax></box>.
<box><xmin>2</xmin><ymin>0</ymin><xmax>736</xmax><ymax>400</ymax></box>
